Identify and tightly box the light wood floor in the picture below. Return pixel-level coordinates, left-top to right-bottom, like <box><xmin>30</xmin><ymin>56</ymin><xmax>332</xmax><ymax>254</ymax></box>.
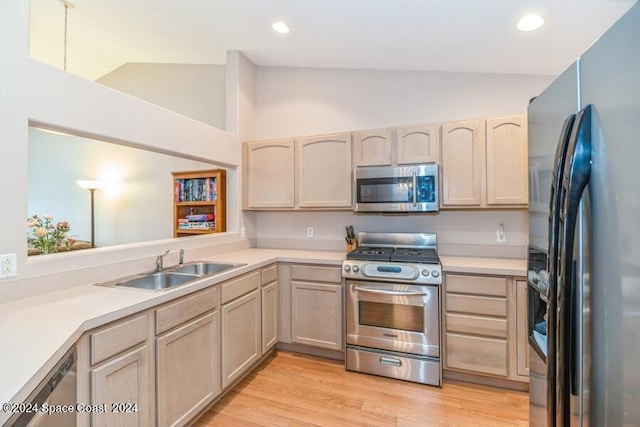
<box><xmin>195</xmin><ymin>351</ymin><xmax>529</xmax><ymax>426</ymax></box>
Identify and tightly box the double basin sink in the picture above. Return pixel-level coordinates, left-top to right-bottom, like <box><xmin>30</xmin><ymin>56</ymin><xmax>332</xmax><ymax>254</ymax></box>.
<box><xmin>97</xmin><ymin>261</ymin><xmax>246</xmax><ymax>292</ymax></box>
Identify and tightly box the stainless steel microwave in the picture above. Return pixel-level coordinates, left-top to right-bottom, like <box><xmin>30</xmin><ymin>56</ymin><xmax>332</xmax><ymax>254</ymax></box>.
<box><xmin>354</xmin><ymin>164</ymin><xmax>439</xmax><ymax>213</ymax></box>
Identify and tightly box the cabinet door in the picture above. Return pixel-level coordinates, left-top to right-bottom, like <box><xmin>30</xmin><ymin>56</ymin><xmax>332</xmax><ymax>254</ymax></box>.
<box><xmin>245</xmin><ymin>140</ymin><xmax>295</xmax><ymax>208</ymax></box>
<box><xmin>353</xmin><ymin>129</ymin><xmax>393</xmax><ymax>166</ymax></box>
<box><xmin>291</xmin><ymin>281</ymin><xmax>343</xmax><ymax>350</ymax></box>
<box><xmin>440</xmin><ymin>119</ymin><xmax>485</xmax><ymax>206</ymax></box>
<box><xmin>486</xmin><ymin>116</ymin><xmax>528</xmax><ymax>205</ymax></box>
<box><xmin>156</xmin><ymin>312</ymin><xmax>219</xmax><ymax>427</ymax></box>
<box><xmin>91</xmin><ymin>346</ymin><xmax>151</xmax><ymax>427</ymax></box>
<box><xmin>262</xmin><ymin>281</ymin><xmax>278</xmax><ymax>354</ymax></box>
<box><xmin>297</xmin><ymin>133</ymin><xmax>353</xmax><ymax>208</ymax></box>
<box><xmin>445</xmin><ymin>333</ymin><xmax>508</xmax><ymax>377</ymax></box>
<box><xmin>396</xmin><ymin>123</ymin><xmax>439</xmax><ymax>165</ymax></box>
<box><xmin>516</xmin><ymin>280</ymin><xmax>530</xmax><ymax>378</ymax></box>
<box><xmin>221</xmin><ymin>290</ymin><xmax>261</xmax><ymax>389</ymax></box>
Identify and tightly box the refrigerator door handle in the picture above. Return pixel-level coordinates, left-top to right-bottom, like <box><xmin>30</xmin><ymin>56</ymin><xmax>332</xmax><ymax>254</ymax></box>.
<box><xmin>557</xmin><ymin>104</ymin><xmax>592</xmax><ymax>423</ymax></box>
<box><xmin>543</xmin><ymin>113</ymin><xmax>576</xmax><ymax>427</ymax></box>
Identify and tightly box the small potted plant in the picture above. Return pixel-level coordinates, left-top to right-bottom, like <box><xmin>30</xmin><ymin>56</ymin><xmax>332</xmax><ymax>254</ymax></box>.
<box><xmin>27</xmin><ymin>214</ymin><xmax>71</xmax><ymax>255</ymax></box>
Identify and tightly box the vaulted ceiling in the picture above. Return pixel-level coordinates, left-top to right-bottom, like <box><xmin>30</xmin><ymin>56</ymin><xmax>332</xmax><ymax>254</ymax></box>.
<box><xmin>30</xmin><ymin>0</ymin><xmax>637</xmax><ymax>80</ymax></box>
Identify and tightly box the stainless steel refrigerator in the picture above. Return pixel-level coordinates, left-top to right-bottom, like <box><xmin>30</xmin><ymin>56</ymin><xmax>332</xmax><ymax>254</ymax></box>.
<box><xmin>527</xmin><ymin>2</ymin><xmax>640</xmax><ymax>426</ymax></box>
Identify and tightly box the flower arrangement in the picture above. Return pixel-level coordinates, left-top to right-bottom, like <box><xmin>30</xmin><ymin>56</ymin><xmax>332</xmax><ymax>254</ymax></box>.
<box><xmin>27</xmin><ymin>214</ymin><xmax>71</xmax><ymax>255</ymax></box>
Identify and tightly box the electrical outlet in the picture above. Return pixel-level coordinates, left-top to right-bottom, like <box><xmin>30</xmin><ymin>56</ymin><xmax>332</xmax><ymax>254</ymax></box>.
<box><xmin>0</xmin><ymin>253</ymin><xmax>17</xmax><ymax>278</ymax></box>
<box><xmin>240</xmin><ymin>227</ymin><xmax>246</xmax><ymax>238</ymax></box>
<box><xmin>307</xmin><ymin>227</ymin><xmax>314</xmax><ymax>238</ymax></box>
<box><xmin>496</xmin><ymin>224</ymin><xmax>506</xmax><ymax>243</ymax></box>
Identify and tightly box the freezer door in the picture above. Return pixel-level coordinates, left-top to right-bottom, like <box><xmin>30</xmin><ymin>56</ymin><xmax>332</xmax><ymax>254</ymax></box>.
<box><xmin>557</xmin><ymin>105</ymin><xmax>592</xmax><ymax>427</ymax></box>
<box><xmin>579</xmin><ymin>2</ymin><xmax>640</xmax><ymax>425</ymax></box>
<box><xmin>528</xmin><ymin>60</ymin><xmax>580</xmax><ymax>427</ymax></box>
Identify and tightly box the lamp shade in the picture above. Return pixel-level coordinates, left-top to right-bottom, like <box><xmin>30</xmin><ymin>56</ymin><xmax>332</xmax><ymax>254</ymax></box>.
<box><xmin>77</xmin><ymin>180</ymin><xmax>107</xmax><ymax>190</ymax></box>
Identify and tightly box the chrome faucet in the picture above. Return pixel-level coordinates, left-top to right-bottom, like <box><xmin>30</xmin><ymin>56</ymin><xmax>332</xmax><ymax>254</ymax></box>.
<box><xmin>179</xmin><ymin>249</ymin><xmax>185</xmax><ymax>266</ymax></box>
<box><xmin>155</xmin><ymin>250</ymin><xmax>170</xmax><ymax>272</ymax></box>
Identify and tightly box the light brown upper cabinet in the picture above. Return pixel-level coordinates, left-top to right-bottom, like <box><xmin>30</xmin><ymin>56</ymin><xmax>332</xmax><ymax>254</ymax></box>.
<box><xmin>244</xmin><ymin>133</ymin><xmax>353</xmax><ymax>210</ymax></box>
<box><xmin>353</xmin><ymin>123</ymin><xmax>439</xmax><ymax>167</ymax></box>
<box><xmin>243</xmin><ymin>140</ymin><xmax>296</xmax><ymax>209</ymax></box>
<box><xmin>353</xmin><ymin>128</ymin><xmax>393</xmax><ymax>166</ymax></box>
<box><xmin>440</xmin><ymin>115</ymin><xmax>528</xmax><ymax>209</ymax></box>
<box><xmin>440</xmin><ymin>119</ymin><xmax>485</xmax><ymax>207</ymax></box>
<box><xmin>485</xmin><ymin>116</ymin><xmax>528</xmax><ymax>206</ymax></box>
<box><xmin>396</xmin><ymin>123</ymin><xmax>439</xmax><ymax>165</ymax></box>
<box><xmin>297</xmin><ymin>133</ymin><xmax>353</xmax><ymax>208</ymax></box>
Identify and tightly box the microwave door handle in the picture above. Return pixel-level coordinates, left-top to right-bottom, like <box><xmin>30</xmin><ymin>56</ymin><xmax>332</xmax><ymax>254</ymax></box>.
<box><xmin>354</xmin><ymin>287</ymin><xmax>427</xmax><ymax>297</ymax></box>
<box><xmin>412</xmin><ymin>171</ymin><xmax>417</xmax><ymax>207</ymax></box>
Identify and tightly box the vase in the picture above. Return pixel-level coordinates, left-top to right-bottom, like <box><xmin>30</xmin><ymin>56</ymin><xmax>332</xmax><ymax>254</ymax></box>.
<box><xmin>39</xmin><ymin>242</ymin><xmax>56</xmax><ymax>255</ymax></box>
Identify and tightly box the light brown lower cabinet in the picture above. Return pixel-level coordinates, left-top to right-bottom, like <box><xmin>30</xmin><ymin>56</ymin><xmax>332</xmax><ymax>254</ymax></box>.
<box><xmin>156</xmin><ymin>311</ymin><xmax>219</xmax><ymax>427</ymax></box>
<box><xmin>444</xmin><ymin>273</ymin><xmax>528</xmax><ymax>384</ymax></box>
<box><xmin>290</xmin><ymin>265</ymin><xmax>343</xmax><ymax>351</ymax></box>
<box><xmin>77</xmin><ymin>312</ymin><xmax>154</xmax><ymax>427</ymax></box>
<box><xmin>262</xmin><ymin>280</ymin><xmax>278</xmax><ymax>353</ymax></box>
<box><xmin>221</xmin><ymin>271</ymin><xmax>262</xmax><ymax>389</ymax></box>
<box><xmin>516</xmin><ymin>279</ymin><xmax>530</xmax><ymax>378</ymax></box>
<box><xmin>90</xmin><ymin>345</ymin><xmax>151</xmax><ymax>427</ymax></box>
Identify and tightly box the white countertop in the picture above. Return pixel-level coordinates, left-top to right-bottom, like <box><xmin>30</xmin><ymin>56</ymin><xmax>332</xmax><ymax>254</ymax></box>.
<box><xmin>440</xmin><ymin>255</ymin><xmax>527</xmax><ymax>277</ymax></box>
<box><xmin>0</xmin><ymin>247</ymin><xmax>524</xmax><ymax>419</ymax></box>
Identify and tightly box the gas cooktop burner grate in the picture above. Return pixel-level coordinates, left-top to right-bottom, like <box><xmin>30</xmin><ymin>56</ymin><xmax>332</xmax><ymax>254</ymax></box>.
<box><xmin>390</xmin><ymin>248</ymin><xmax>439</xmax><ymax>264</ymax></box>
<box><xmin>346</xmin><ymin>246</ymin><xmax>439</xmax><ymax>264</ymax></box>
<box><xmin>346</xmin><ymin>247</ymin><xmax>394</xmax><ymax>261</ymax></box>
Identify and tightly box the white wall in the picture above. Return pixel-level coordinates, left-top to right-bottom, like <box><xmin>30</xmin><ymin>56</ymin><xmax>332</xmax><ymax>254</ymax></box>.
<box><xmin>256</xmin><ymin>210</ymin><xmax>528</xmax><ymax>257</ymax></box>
<box><xmin>0</xmin><ymin>2</ymin><xmax>243</xmax><ymax>303</ymax></box>
<box><xmin>227</xmin><ymin>51</ymin><xmax>259</xmax><ymax>241</ymax></box>
<box><xmin>97</xmin><ymin>63</ymin><xmax>227</xmax><ymax>129</ymax></box>
<box><xmin>28</xmin><ymin>128</ymin><xmax>227</xmax><ymax>247</ymax></box>
<box><xmin>255</xmin><ymin>67</ymin><xmax>554</xmax><ymax>139</ymax></box>
<box><xmin>252</xmin><ymin>67</ymin><xmax>555</xmax><ymax>256</ymax></box>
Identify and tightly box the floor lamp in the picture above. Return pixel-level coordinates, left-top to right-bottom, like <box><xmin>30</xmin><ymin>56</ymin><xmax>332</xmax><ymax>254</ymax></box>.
<box><xmin>77</xmin><ymin>180</ymin><xmax>106</xmax><ymax>248</ymax></box>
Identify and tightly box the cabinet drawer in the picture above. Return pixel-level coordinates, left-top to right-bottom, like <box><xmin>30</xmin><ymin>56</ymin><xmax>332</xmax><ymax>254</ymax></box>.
<box><xmin>261</xmin><ymin>264</ymin><xmax>278</xmax><ymax>285</ymax></box>
<box><xmin>445</xmin><ymin>313</ymin><xmax>507</xmax><ymax>338</ymax></box>
<box><xmin>446</xmin><ymin>294</ymin><xmax>506</xmax><ymax>317</ymax></box>
<box><xmin>446</xmin><ymin>333</ymin><xmax>507</xmax><ymax>377</ymax></box>
<box><xmin>446</xmin><ymin>274</ymin><xmax>506</xmax><ymax>297</ymax></box>
<box><xmin>91</xmin><ymin>314</ymin><xmax>148</xmax><ymax>365</ymax></box>
<box><xmin>291</xmin><ymin>265</ymin><xmax>341</xmax><ymax>283</ymax></box>
<box><xmin>221</xmin><ymin>270</ymin><xmax>260</xmax><ymax>304</ymax></box>
<box><xmin>156</xmin><ymin>286</ymin><xmax>219</xmax><ymax>335</ymax></box>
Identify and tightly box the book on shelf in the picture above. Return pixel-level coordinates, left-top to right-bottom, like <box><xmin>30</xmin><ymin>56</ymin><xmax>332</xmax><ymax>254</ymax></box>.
<box><xmin>174</xmin><ymin>177</ymin><xmax>218</xmax><ymax>202</ymax></box>
<box><xmin>186</xmin><ymin>213</ymin><xmax>215</xmax><ymax>222</ymax></box>
<box><xmin>177</xmin><ymin>221</ymin><xmax>216</xmax><ymax>230</ymax></box>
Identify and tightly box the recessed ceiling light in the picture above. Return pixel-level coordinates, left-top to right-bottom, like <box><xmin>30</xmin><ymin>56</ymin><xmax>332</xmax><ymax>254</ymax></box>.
<box><xmin>517</xmin><ymin>14</ymin><xmax>545</xmax><ymax>32</ymax></box>
<box><xmin>272</xmin><ymin>21</ymin><xmax>290</xmax><ymax>34</ymax></box>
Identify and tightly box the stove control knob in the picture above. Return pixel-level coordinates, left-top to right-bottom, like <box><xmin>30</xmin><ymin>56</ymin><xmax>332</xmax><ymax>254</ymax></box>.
<box><xmin>343</xmin><ymin>265</ymin><xmax>351</xmax><ymax>272</ymax></box>
<box><xmin>431</xmin><ymin>270</ymin><xmax>440</xmax><ymax>278</ymax></box>
<box><xmin>421</xmin><ymin>269</ymin><xmax>430</xmax><ymax>277</ymax></box>
<box><xmin>352</xmin><ymin>265</ymin><xmax>360</xmax><ymax>273</ymax></box>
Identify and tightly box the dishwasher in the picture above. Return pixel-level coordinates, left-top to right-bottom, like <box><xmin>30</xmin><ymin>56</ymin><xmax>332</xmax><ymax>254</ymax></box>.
<box><xmin>6</xmin><ymin>346</ymin><xmax>77</xmax><ymax>427</ymax></box>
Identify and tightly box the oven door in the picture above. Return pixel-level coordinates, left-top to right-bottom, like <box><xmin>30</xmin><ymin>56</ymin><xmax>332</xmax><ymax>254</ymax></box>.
<box><xmin>354</xmin><ymin>164</ymin><xmax>438</xmax><ymax>213</ymax></box>
<box><xmin>346</xmin><ymin>279</ymin><xmax>440</xmax><ymax>357</ymax></box>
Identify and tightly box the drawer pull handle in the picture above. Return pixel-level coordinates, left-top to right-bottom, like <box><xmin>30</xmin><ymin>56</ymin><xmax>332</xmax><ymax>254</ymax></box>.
<box><xmin>379</xmin><ymin>356</ymin><xmax>402</xmax><ymax>367</ymax></box>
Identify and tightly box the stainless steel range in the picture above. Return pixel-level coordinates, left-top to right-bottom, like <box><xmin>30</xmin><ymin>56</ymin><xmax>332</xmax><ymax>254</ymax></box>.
<box><xmin>343</xmin><ymin>232</ymin><xmax>442</xmax><ymax>386</ymax></box>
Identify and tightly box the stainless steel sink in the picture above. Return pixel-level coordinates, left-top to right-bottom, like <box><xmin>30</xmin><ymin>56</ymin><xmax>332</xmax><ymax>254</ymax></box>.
<box><xmin>168</xmin><ymin>261</ymin><xmax>246</xmax><ymax>276</ymax></box>
<box><xmin>95</xmin><ymin>261</ymin><xmax>246</xmax><ymax>292</ymax></box>
<box><xmin>113</xmin><ymin>272</ymin><xmax>200</xmax><ymax>291</ymax></box>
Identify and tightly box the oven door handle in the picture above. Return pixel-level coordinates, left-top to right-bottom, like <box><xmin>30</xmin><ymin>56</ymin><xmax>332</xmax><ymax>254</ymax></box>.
<box><xmin>354</xmin><ymin>286</ymin><xmax>427</xmax><ymax>296</ymax></box>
